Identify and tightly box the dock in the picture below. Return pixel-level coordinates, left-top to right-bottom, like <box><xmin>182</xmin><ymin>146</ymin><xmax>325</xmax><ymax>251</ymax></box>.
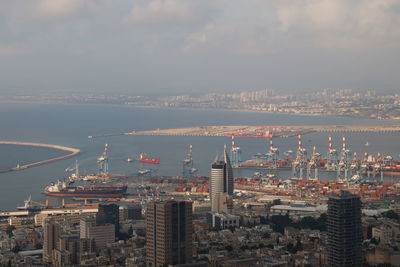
<box><xmin>89</xmin><ymin>125</ymin><xmax>400</xmax><ymax>139</ymax></box>
<box><xmin>0</xmin><ymin>141</ymin><xmax>81</xmax><ymax>173</ymax></box>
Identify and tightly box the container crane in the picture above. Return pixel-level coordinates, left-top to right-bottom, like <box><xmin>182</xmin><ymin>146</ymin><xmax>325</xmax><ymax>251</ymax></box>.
<box><xmin>182</xmin><ymin>144</ymin><xmax>197</xmax><ymax>176</ymax></box>
<box><xmin>229</xmin><ymin>135</ymin><xmax>242</xmax><ymax>167</ymax></box>
<box><xmin>337</xmin><ymin>135</ymin><xmax>352</xmax><ymax>180</ymax></box>
<box><xmin>293</xmin><ymin>134</ymin><xmax>307</xmax><ymax>178</ymax></box>
<box><xmin>97</xmin><ymin>143</ymin><xmax>109</xmax><ymax>175</ymax></box>
<box><xmin>266</xmin><ymin>138</ymin><xmax>279</xmax><ymax>168</ymax></box>
<box><xmin>326</xmin><ymin>135</ymin><xmax>338</xmax><ymax>171</ymax></box>
<box><xmin>307</xmin><ymin>146</ymin><xmax>320</xmax><ymax>180</ymax></box>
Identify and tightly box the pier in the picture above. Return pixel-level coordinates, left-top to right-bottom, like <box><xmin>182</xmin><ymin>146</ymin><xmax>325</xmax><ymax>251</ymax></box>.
<box><xmin>0</xmin><ymin>141</ymin><xmax>81</xmax><ymax>173</ymax></box>
<box><xmin>88</xmin><ymin>125</ymin><xmax>400</xmax><ymax>139</ymax></box>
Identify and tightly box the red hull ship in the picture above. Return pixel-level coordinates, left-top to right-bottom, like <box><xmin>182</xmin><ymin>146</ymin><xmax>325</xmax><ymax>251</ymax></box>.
<box><xmin>382</xmin><ymin>165</ymin><xmax>400</xmax><ymax>176</ymax></box>
<box><xmin>139</xmin><ymin>153</ymin><xmax>160</xmax><ymax>164</ymax></box>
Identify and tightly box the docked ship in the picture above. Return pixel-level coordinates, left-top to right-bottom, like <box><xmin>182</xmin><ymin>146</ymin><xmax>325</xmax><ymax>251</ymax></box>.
<box><xmin>382</xmin><ymin>164</ymin><xmax>400</xmax><ymax>176</ymax></box>
<box><xmin>139</xmin><ymin>153</ymin><xmax>160</xmax><ymax>164</ymax></box>
<box><xmin>44</xmin><ymin>181</ymin><xmax>127</xmax><ymax>197</ymax></box>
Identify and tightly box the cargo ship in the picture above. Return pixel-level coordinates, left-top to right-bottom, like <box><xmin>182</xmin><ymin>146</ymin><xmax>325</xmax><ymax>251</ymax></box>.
<box><xmin>139</xmin><ymin>153</ymin><xmax>160</xmax><ymax>164</ymax></box>
<box><xmin>382</xmin><ymin>165</ymin><xmax>400</xmax><ymax>176</ymax></box>
<box><xmin>44</xmin><ymin>181</ymin><xmax>127</xmax><ymax>197</ymax></box>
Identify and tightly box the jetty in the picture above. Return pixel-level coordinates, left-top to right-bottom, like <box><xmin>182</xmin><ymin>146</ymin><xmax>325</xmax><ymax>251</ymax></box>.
<box><xmin>90</xmin><ymin>125</ymin><xmax>400</xmax><ymax>138</ymax></box>
<box><xmin>0</xmin><ymin>141</ymin><xmax>81</xmax><ymax>173</ymax></box>
<box><xmin>88</xmin><ymin>125</ymin><xmax>400</xmax><ymax>139</ymax></box>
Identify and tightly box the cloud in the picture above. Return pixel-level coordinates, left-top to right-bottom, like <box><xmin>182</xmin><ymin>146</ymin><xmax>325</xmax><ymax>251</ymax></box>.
<box><xmin>34</xmin><ymin>0</ymin><xmax>85</xmax><ymax>19</ymax></box>
<box><xmin>183</xmin><ymin>24</ymin><xmax>215</xmax><ymax>52</ymax></box>
<box><xmin>233</xmin><ymin>41</ymin><xmax>272</xmax><ymax>55</ymax></box>
<box><xmin>273</xmin><ymin>0</ymin><xmax>400</xmax><ymax>49</ymax></box>
<box><xmin>0</xmin><ymin>44</ymin><xmax>29</xmax><ymax>58</ymax></box>
<box><xmin>0</xmin><ymin>0</ymin><xmax>399</xmax><ymax>94</ymax></box>
<box><xmin>123</xmin><ymin>0</ymin><xmax>194</xmax><ymax>25</ymax></box>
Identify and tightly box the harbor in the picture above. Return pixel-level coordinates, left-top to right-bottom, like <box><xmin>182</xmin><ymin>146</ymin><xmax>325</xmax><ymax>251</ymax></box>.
<box><xmin>0</xmin><ymin>103</ymin><xmax>399</xmax><ymax>211</ymax></box>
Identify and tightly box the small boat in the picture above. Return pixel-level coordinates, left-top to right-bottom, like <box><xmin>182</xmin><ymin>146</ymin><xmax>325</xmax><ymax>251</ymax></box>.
<box><xmin>127</xmin><ymin>158</ymin><xmax>133</xmax><ymax>163</ymax></box>
<box><xmin>138</xmin><ymin>169</ymin><xmax>151</xmax><ymax>175</ymax></box>
<box><xmin>253</xmin><ymin>171</ymin><xmax>262</xmax><ymax>178</ymax></box>
<box><xmin>365</xmin><ymin>141</ymin><xmax>369</xmax><ymax>147</ymax></box>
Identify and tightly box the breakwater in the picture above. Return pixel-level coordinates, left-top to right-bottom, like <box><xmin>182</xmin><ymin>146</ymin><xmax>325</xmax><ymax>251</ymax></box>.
<box><xmin>0</xmin><ymin>141</ymin><xmax>81</xmax><ymax>173</ymax></box>
<box><xmin>89</xmin><ymin>125</ymin><xmax>400</xmax><ymax>139</ymax></box>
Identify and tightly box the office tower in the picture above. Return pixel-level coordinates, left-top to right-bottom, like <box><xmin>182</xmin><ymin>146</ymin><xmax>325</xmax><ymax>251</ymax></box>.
<box><xmin>52</xmin><ymin>236</ymin><xmax>95</xmax><ymax>267</ymax></box>
<box><xmin>210</xmin><ymin>146</ymin><xmax>234</xmax><ymax>212</ymax></box>
<box><xmin>80</xmin><ymin>216</ymin><xmax>115</xmax><ymax>248</ymax></box>
<box><xmin>223</xmin><ymin>145</ymin><xmax>234</xmax><ymax>195</ymax></box>
<box><xmin>327</xmin><ymin>191</ymin><xmax>362</xmax><ymax>267</ymax></box>
<box><xmin>43</xmin><ymin>219</ymin><xmax>61</xmax><ymax>263</ymax></box>
<box><xmin>96</xmin><ymin>204</ymin><xmax>119</xmax><ymax>238</ymax></box>
<box><xmin>146</xmin><ymin>200</ymin><xmax>193</xmax><ymax>267</ymax></box>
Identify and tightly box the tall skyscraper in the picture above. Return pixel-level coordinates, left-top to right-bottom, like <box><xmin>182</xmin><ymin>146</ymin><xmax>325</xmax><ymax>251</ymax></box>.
<box><xmin>210</xmin><ymin>146</ymin><xmax>234</xmax><ymax>212</ymax></box>
<box><xmin>43</xmin><ymin>219</ymin><xmax>61</xmax><ymax>264</ymax></box>
<box><xmin>223</xmin><ymin>146</ymin><xmax>234</xmax><ymax>195</ymax></box>
<box><xmin>327</xmin><ymin>191</ymin><xmax>362</xmax><ymax>267</ymax></box>
<box><xmin>146</xmin><ymin>200</ymin><xmax>193</xmax><ymax>267</ymax></box>
<box><xmin>96</xmin><ymin>204</ymin><xmax>119</xmax><ymax>238</ymax></box>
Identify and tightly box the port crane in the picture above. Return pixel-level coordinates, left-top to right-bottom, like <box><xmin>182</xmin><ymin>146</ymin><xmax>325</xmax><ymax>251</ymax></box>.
<box><xmin>266</xmin><ymin>137</ymin><xmax>279</xmax><ymax>168</ymax></box>
<box><xmin>229</xmin><ymin>136</ymin><xmax>242</xmax><ymax>167</ymax></box>
<box><xmin>307</xmin><ymin>146</ymin><xmax>320</xmax><ymax>180</ymax></box>
<box><xmin>227</xmin><ymin>129</ymin><xmax>277</xmax><ymax>166</ymax></box>
<box><xmin>373</xmin><ymin>152</ymin><xmax>384</xmax><ymax>182</ymax></box>
<box><xmin>336</xmin><ymin>135</ymin><xmax>353</xmax><ymax>180</ymax></box>
<box><xmin>17</xmin><ymin>196</ymin><xmax>49</xmax><ymax>209</ymax></box>
<box><xmin>97</xmin><ymin>143</ymin><xmax>109</xmax><ymax>175</ymax></box>
<box><xmin>65</xmin><ymin>160</ymin><xmax>80</xmax><ymax>180</ymax></box>
<box><xmin>326</xmin><ymin>135</ymin><xmax>338</xmax><ymax>171</ymax></box>
<box><xmin>292</xmin><ymin>134</ymin><xmax>307</xmax><ymax>178</ymax></box>
<box><xmin>182</xmin><ymin>144</ymin><xmax>198</xmax><ymax>176</ymax></box>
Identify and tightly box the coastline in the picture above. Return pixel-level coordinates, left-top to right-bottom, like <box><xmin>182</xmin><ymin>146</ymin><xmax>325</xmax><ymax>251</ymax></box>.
<box><xmin>0</xmin><ymin>99</ymin><xmax>398</xmax><ymax>123</ymax></box>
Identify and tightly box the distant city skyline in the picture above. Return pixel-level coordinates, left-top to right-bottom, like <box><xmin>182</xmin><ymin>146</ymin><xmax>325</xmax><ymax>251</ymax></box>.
<box><xmin>1</xmin><ymin>87</ymin><xmax>398</xmax><ymax>119</ymax></box>
<box><xmin>0</xmin><ymin>0</ymin><xmax>399</xmax><ymax>95</ymax></box>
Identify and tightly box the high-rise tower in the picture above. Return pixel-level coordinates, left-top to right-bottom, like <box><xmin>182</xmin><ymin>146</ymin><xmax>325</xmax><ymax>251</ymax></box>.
<box><xmin>43</xmin><ymin>219</ymin><xmax>61</xmax><ymax>264</ymax></box>
<box><xmin>327</xmin><ymin>191</ymin><xmax>362</xmax><ymax>267</ymax></box>
<box><xmin>223</xmin><ymin>145</ymin><xmax>234</xmax><ymax>195</ymax></box>
<box><xmin>96</xmin><ymin>204</ymin><xmax>119</xmax><ymax>238</ymax></box>
<box><xmin>146</xmin><ymin>200</ymin><xmax>193</xmax><ymax>267</ymax></box>
<box><xmin>210</xmin><ymin>146</ymin><xmax>234</xmax><ymax>202</ymax></box>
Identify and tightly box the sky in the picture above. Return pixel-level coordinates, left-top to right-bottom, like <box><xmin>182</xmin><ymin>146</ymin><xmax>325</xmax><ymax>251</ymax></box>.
<box><xmin>0</xmin><ymin>0</ymin><xmax>399</xmax><ymax>96</ymax></box>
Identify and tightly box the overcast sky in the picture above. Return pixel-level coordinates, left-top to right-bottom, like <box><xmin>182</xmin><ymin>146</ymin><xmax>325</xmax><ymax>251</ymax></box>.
<box><xmin>0</xmin><ymin>0</ymin><xmax>399</xmax><ymax>95</ymax></box>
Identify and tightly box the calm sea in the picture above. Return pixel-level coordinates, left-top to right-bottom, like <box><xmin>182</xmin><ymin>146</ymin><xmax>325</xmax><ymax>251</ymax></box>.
<box><xmin>0</xmin><ymin>103</ymin><xmax>398</xmax><ymax>210</ymax></box>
